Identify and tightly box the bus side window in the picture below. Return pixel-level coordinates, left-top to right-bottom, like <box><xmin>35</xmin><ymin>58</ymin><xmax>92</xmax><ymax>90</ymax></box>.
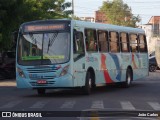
<box><xmin>139</xmin><ymin>34</ymin><xmax>147</xmax><ymax>52</ymax></box>
<box><xmin>129</xmin><ymin>34</ymin><xmax>138</xmax><ymax>53</ymax></box>
<box><xmin>85</xmin><ymin>29</ymin><xmax>98</xmax><ymax>52</ymax></box>
<box><xmin>97</xmin><ymin>30</ymin><xmax>109</xmax><ymax>52</ymax></box>
<box><xmin>109</xmin><ymin>31</ymin><xmax>119</xmax><ymax>53</ymax></box>
<box><xmin>73</xmin><ymin>30</ymin><xmax>85</xmax><ymax>61</ymax></box>
<box><xmin>120</xmin><ymin>32</ymin><xmax>129</xmax><ymax>52</ymax></box>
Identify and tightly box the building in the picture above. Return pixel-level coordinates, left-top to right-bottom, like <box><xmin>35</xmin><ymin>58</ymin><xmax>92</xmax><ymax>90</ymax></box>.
<box><xmin>139</xmin><ymin>16</ymin><xmax>160</xmax><ymax>38</ymax></box>
<box><xmin>140</xmin><ymin>16</ymin><xmax>160</xmax><ymax>53</ymax></box>
<box><xmin>94</xmin><ymin>10</ymin><xmax>108</xmax><ymax>23</ymax></box>
<box><xmin>79</xmin><ymin>11</ymin><xmax>108</xmax><ymax>23</ymax></box>
<box><xmin>79</xmin><ymin>17</ymin><xmax>95</xmax><ymax>22</ymax></box>
<box><xmin>139</xmin><ymin>24</ymin><xmax>152</xmax><ymax>38</ymax></box>
<box><xmin>148</xmin><ymin>16</ymin><xmax>160</xmax><ymax>36</ymax></box>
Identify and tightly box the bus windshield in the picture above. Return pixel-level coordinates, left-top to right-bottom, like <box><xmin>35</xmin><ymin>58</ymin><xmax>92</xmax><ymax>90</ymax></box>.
<box><xmin>18</xmin><ymin>32</ymin><xmax>70</xmax><ymax>65</ymax></box>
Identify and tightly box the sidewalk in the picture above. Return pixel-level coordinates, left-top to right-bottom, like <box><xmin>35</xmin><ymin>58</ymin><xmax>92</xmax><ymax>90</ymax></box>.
<box><xmin>0</xmin><ymin>79</ymin><xmax>16</xmax><ymax>86</ymax></box>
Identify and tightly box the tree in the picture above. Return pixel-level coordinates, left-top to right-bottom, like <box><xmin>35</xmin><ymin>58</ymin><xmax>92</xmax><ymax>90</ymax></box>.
<box><xmin>0</xmin><ymin>0</ymin><xmax>72</xmax><ymax>51</ymax></box>
<box><xmin>100</xmin><ymin>0</ymin><xmax>140</xmax><ymax>27</ymax></box>
<box><xmin>72</xmin><ymin>15</ymin><xmax>81</xmax><ymax>20</ymax></box>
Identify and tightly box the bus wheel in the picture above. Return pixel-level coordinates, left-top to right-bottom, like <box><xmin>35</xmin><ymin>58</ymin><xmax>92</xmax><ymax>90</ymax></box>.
<box><xmin>37</xmin><ymin>89</ymin><xmax>46</xmax><ymax>95</ymax></box>
<box><xmin>83</xmin><ymin>72</ymin><xmax>92</xmax><ymax>95</ymax></box>
<box><xmin>123</xmin><ymin>69</ymin><xmax>132</xmax><ymax>88</ymax></box>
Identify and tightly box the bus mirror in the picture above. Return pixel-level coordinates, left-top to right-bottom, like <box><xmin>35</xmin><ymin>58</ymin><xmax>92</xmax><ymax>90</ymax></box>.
<box><xmin>76</xmin><ymin>33</ymin><xmax>80</xmax><ymax>41</ymax></box>
<box><xmin>73</xmin><ymin>29</ymin><xmax>77</xmax><ymax>35</ymax></box>
<box><xmin>73</xmin><ymin>29</ymin><xmax>80</xmax><ymax>41</ymax></box>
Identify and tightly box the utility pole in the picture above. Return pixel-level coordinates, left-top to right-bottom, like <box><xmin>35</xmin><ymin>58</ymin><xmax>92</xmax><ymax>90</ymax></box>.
<box><xmin>159</xmin><ymin>17</ymin><xmax>160</xmax><ymax>37</ymax></box>
<box><xmin>72</xmin><ymin>0</ymin><xmax>74</xmax><ymax>19</ymax></box>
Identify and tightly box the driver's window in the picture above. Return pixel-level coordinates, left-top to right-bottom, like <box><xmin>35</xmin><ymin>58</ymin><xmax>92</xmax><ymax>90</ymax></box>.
<box><xmin>73</xmin><ymin>31</ymin><xmax>85</xmax><ymax>61</ymax></box>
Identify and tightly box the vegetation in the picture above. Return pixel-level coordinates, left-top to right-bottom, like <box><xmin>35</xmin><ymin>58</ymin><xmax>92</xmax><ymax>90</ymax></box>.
<box><xmin>100</xmin><ymin>0</ymin><xmax>141</xmax><ymax>27</ymax></box>
<box><xmin>0</xmin><ymin>0</ymin><xmax>72</xmax><ymax>51</ymax></box>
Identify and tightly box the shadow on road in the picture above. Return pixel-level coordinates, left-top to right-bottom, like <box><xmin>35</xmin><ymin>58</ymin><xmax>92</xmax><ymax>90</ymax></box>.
<box><xmin>22</xmin><ymin>83</ymin><xmax>143</xmax><ymax>98</ymax></box>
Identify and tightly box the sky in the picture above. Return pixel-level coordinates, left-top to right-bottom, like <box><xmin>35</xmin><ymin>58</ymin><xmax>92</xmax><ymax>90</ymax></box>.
<box><xmin>66</xmin><ymin>0</ymin><xmax>160</xmax><ymax>24</ymax></box>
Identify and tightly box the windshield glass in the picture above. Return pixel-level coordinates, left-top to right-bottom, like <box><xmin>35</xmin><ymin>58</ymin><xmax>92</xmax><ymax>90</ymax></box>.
<box><xmin>18</xmin><ymin>32</ymin><xmax>70</xmax><ymax>65</ymax></box>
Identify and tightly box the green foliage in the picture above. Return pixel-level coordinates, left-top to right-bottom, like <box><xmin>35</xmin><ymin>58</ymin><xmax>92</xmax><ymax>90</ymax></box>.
<box><xmin>72</xmin><ymin>15</ymin><xmax>81</xmax><ymax>20</ymax></box>
<box><xmin>100</xmin><ymin>0</ymin><xmax>140</xmax><ymax>27</ymax></box>
<box><xmin>0</xmin><ymin>0</ymin><xmax>72</xmax><ymax>51</ymax></box>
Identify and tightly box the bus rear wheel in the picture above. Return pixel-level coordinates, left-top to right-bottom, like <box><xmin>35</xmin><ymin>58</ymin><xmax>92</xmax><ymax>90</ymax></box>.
<box><xmin>37</xmin><ymin>89</ymin><xmax>46</xmax><ymax>95</ymax></box>
<box><xmin>122</xmin><ymin>69</ymin><xmax>132</xmax><ymax>88</ymax></box>
<box><xmin>83</xmin><ymin>72</ymin><xmax>92</xmax><ymax>95</ymax></box>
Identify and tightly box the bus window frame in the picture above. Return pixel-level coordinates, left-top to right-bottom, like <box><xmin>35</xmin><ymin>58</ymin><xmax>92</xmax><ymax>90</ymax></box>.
<box><xmin>17</xmin><ymin>30</ymin><xmax>71</xmax><ymax>66</ymax></box>
<box><xmin>119</xmin><ymin>32</ymin><xmax>130</xmax><ymax>53</ymax></box>
<box><xmin>138</xmin><ymin>34</ymin><xmax>148</xmax><ymax>53</ymax></box>
<box><xmin>97</xmin><ymin>30</ymin><xmax>109</xmax><ymax>52</ymax></box>
<box><xmin>109</xmin><ymin>31</ymin><xmax>120</xmax><ymax>53</ymax></box>
<box><xmin>84</xmin><ymin>28</ymin><xmax>98</xmax><ymax>53</ymax></box>
<box><xmin>73</xmin><ymin>29</ymin><xmax>85</xmax><ymax>62</ymax></box>
<box><xmin>129</xmin><ymin>33</ymin><xmax>139</xmax><ymax>53</ymax></box>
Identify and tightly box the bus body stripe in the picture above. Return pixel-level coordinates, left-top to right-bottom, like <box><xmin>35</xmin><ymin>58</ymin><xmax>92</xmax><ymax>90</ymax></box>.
<box><xmin>109</xmin><ymin>54</ymin><xmax>121</xmax><ymax>81</ymax></box>
<box><xmin>101</xmin><ymin>54</ymin><xmax>114</xmax><ymax>83</ymax></box>
<box><xmin>132</xmin><ymin>54</ymin><xmax>138</xmax><ymax>69</ymax></box>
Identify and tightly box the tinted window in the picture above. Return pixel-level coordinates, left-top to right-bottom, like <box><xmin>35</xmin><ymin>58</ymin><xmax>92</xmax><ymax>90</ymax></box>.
<box><xmin>109</xmin><ymin>32</ymin><xmax>119</xmax><ymax>52</ymax></box>
<box><xmin>120</xmin><ymin>32</ymin><xmax>129</xmax><ymax>52</ymax></box>
<box><xmin>139</xmin><ymin>34</ymin><xmax>147</xmax><ymax>52</ymax></box>
<box><xmin>129</xmin><ymin>34</ymin><xmax>138</xmax><ymax>52</ymax></box>
<box><xmin>73</xmin><ymin>31</ymin><xmax>85</xmax><ymax>61</ymax></box>
<box><xmin>18</xmin><ymin>32</ymin><xmax>70</xmax><ymax>65</ymax></box>
<box><xmin>85</xmin><ymin>29</ymin><xmax>98</xmax><ymax>52</ymax></box>
<box><xmin>97</xmin><ymin>30</ymin><xmax>109</xmax><ymax>52</ymax></box>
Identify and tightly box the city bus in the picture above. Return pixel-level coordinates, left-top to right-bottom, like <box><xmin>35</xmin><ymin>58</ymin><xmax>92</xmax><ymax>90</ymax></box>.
<box><xmin>16</xmin><ymin>19</ymin><xmax>148</xmax><ymax>95</ymax></box>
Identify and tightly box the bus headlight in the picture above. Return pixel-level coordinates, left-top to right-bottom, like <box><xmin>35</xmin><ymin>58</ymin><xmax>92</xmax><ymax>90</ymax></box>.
<box><xmin>60</xmin><ymin>65</ymin><xmax>69</xmax><ymax>76</ymax></box>
<box><xmin>17</xmin><ymin>67</ymin><xmax>26</xmax><ymax>78</ymax></box>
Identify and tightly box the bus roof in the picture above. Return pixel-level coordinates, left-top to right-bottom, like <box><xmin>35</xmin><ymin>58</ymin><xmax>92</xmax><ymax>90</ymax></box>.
<box><xmin>20</xmin><ymin>19</ymin><xmax>145</xmax><ymax>34</ymax></box>
<box><xmin>72</xmin><ymin>20</ymin><xmax>145</xmax><ymax>34</ymax></box>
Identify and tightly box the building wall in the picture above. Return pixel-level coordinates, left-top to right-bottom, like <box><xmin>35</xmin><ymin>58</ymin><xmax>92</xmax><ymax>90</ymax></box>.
<box><xmin>139</xmin><ymin>19</ymin><xmax>160</xmax><ymax>54</ymax></box>
<box><xmin>79</xmin><ymin>17</ymin><xmax>95</xmax><ymax>22</ymax></box>
<box><xmin>148</xmin><ymin>16</ymin><xmax>160</xmax><ymax>36</ymax></box>
<box><xmin>95</xmin><ymin>11</ymin><xmax>108</xmax><ymax>23</ymax></box>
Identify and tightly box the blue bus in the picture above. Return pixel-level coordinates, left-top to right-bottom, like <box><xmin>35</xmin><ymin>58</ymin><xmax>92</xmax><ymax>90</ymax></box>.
<box><xmin>16</xmin><ymin>19</ymin><xmax>148</xmax><ymax>95</ymax></box>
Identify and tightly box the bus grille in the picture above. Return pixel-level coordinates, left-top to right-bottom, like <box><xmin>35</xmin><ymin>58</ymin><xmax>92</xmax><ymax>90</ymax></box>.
<box><xmin>27</xmin><ymin>67</ymin><xmax>58</xmax><ymax>73</ymax></box>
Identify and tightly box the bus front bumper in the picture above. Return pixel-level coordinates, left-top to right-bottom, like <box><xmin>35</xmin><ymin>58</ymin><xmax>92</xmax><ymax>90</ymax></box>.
<box><xmin>16</xmin><ymin>74</ymin><xmax>74</xmax><ymax>89</ymax></box>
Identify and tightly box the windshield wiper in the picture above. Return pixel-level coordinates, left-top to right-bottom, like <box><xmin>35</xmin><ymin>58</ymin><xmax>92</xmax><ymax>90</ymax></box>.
<box><xmin>47</xmin><ymin>32</ymin><xmax>58</xmax><ymax>53</ymax></box>
<box><xmin>47</xmin><ymin>38</ymin><xmax>51</xmax><ymax>53</ymax></box>
<box><xmin>29</xmin><ymin>33</ymin><xmax>38</xmax><ymax>47</ymax></box>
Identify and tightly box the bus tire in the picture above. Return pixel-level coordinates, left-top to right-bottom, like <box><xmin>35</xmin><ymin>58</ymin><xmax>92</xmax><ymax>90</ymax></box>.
<box><xmin>37</xmin><ymin>89</ymin><xmax>46</xmax><ymax>95</ymax></box>
<box><xmin>83</xmin><ymin>71</ymin><xmax>92</xmax><ymax>95</ymax></box>
<box><xmin>123</xmin><ymin>69</ymin><xmax>132</xmax><ymax>88</ymax></box>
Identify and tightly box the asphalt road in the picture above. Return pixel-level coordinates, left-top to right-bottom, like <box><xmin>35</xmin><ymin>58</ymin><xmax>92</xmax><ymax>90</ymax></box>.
<box><xmin>0</xmin><ymin>71</ymin><xmax>160</xmax><ymax>120</ymax></box>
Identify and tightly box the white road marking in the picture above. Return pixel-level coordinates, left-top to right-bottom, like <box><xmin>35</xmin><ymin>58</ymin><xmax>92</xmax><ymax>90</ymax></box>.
<box><xmin>120</xmin><ymin>101</ymin><xmax>136</xmax><ymax>110</ymax></box>
<box><xmin>0</xmin><ymin>100</ymin><xmax>22</xmax><ymax>109</ymax></box>
<box><xmin>30</xmin><ymin>101</ymin><xmax>49</xmax><ymax>109</ymax></box>
<box><xmin>91</xmin><ymin>100</ymin><xmax>104</xmax><ymax>109</ymax></box>
<box><xmin>60</xmin><ymin>100</ymin><xmax>76</xmax><ymax>109</ymax></box>
<box><xmin>148</xmin><ymin>102</ymin><xmax>160</xmax><ymax>110</ymax></box>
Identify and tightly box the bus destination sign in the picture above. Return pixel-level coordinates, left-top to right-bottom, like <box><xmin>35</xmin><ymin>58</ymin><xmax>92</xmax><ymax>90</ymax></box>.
<box><xmin>24</xmin><ymin>24</ymin><xmax>65</xmax><ymax>32</ymax></box>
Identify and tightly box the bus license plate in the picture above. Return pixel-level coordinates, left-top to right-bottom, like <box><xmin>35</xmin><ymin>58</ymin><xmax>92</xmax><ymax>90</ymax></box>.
<box><xmin>37</xmin><ymin>80</ymin><xmax>47</xmax><ymax>84</ymax></box>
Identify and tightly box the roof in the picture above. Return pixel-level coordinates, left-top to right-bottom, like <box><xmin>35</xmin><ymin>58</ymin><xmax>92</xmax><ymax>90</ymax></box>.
<box><xmin>148</xmin><ymin>16</ymin><xmax>160</xmax><ymax>24</ymax></box>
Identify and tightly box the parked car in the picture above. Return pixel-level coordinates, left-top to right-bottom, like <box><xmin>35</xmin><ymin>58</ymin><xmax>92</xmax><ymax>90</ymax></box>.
<box><xmin>0</xmin><ymin>51</ymin><xmax>15</xmax><ymax>79</ymax></box>
<box><xmin>149</xmin><ymin>56</ymin><xmax>158</xmax><ymax>72</ymax></box>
